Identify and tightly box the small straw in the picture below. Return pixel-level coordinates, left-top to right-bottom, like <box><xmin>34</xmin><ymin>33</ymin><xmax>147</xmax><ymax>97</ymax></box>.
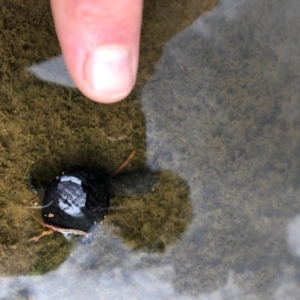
<box><xmin>112</xmin><ymin>150</ymin><xmax>136</xmax><ymax>176</ymax></box>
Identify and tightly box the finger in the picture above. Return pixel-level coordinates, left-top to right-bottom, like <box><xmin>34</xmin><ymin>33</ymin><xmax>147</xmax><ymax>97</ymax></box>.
<box><xmin>50</xmin><ymin>0</ymin><xmax>143</xmax><ymax>103</ymax></box>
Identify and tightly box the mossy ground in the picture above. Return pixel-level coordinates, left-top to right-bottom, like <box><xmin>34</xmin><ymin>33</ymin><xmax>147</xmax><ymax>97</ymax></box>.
<box><xmin>0</xmin><ymin>0</ymin><xmax>216</xmax><ymax>276</ymax></box>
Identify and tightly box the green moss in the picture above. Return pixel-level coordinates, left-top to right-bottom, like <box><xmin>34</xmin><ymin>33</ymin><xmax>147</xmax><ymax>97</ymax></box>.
<box><xmin>0</xmin><ymin>0</ymin><xmax>216</xmax><ymax>276</ymax></box>
<box><xmin>107</xmin><ymin>170</ymin><xmax>192</xmax><ymax>252</ymax></box>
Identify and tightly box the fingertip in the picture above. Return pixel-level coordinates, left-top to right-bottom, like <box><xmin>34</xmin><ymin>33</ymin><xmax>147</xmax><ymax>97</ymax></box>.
<box><xmin>81</xmin><ymin>45</ymin><xmax>136</xmax><ymax>103</ymax></box>
<box><xmin>50</xmin><ymin>0</ymin><xmax>142</xmax><ymax>103</ymax></box>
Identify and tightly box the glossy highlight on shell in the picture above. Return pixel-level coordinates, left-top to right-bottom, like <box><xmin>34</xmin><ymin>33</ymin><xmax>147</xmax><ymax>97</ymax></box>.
<box><xmin>42</xmin><ymin>165</ymin><xmax>110</xmax><ymax>233</ymax></box>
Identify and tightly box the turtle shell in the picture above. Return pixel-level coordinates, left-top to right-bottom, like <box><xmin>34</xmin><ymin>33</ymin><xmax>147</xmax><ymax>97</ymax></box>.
<box><xmin>42</xmin><ymin>165</ymin><xmax>110</xmax><ymax>232</ymax></box>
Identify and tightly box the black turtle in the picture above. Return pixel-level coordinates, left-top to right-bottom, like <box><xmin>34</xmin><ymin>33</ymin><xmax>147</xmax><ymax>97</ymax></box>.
<box><xmin>28</xmin><ymin>153</ymin><xmax>157</xmax><ymax>240</ymax></box>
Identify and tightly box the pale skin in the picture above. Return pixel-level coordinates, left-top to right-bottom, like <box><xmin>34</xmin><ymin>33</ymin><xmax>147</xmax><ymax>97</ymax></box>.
<box><xmin>50</xmin><ymin>0</ymin><xmax>143</xmax><ymax>103</ymax></box>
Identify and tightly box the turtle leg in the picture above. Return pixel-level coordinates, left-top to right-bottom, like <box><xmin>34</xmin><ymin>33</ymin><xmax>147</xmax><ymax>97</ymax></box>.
<box><xmin>29</xmin><ymin>229</ymin><xmax>54</xmax><ymax>242</ymax></box>
<box><xmin>27</xmin><ymin>200</ymin><xmax>89</xmax><ymax>241</ymax></box>
<box><xmin>29</xmin><ymin>213</ymin><xmax>89</xmax><ymax>241</ymax></box>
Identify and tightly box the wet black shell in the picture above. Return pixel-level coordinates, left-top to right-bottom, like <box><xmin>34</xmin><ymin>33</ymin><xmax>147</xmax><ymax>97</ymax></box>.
<box><xmin>42</xmin><ymin>166</ymin><xmax>110</xmax><ymax>232</ymax></box>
